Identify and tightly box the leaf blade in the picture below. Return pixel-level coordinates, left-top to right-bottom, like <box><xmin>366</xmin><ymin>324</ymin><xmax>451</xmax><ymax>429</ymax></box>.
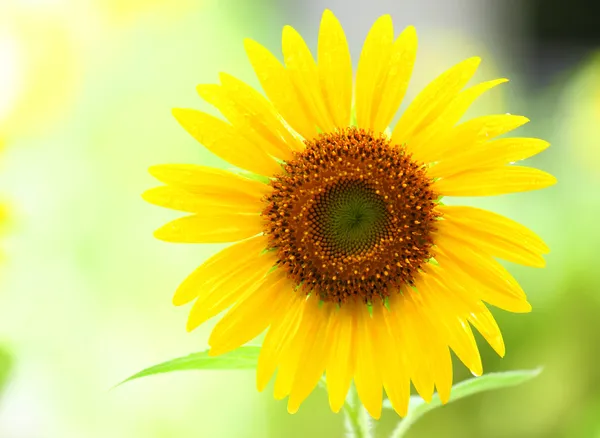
<box><xmin>118</xmin><ymin>346</ymin><xmax>261</xmax><ymax>387</ymax></box>
<box><xmin>386</xmin><ymin>369</ymin><xmax>542</xmax><ymax>438</ymax></box>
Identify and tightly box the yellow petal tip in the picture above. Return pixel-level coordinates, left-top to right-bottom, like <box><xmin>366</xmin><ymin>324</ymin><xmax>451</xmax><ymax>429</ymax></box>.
<box><xmin>172</xmin><ymin>285</ymin><xmax>196</xmax><ymax>306</ymax></box>
<box><xmin>402</xmin><ymin>25</ymin><xmax>417</xmax><ymax>37</ymax></box>
<box><xmin>218</xmin><ymin>71</ymin><xmax>233</xmax><ymax>83</ymax></box>
<box><xmin>439</xmin><ymin>392</ymin><xmax>451</xmax><ymax>405</ymax></box>
<box><xmin>207</xmin><ymin>348</ymin><xmax>220</xmax><ymax>357</ymax></box>
<box><xmin>196</xmin><ymin>83</ymin><xmax>220</xmax><ymax>102</ymax></box>
<box><xmin>282</xmin><ymin>24</ymin><xmax>296</xmax><ymax>38</ymax></box>
<box><xmin>142</xmin><ymin>186</ymin><xmax>171</xmax><ymax>206</ymax></box>
<box><xmin>256</xmin><ymin>370</ymin><xmax>272</xmax><ymax>393</ymax></box>
<box><xmin>468</xmin><ymin>56</ymin><xmax>482</xmax><ymax>67</ymax></box>
<box><xmin>141</xmin><ymin>188</ymin><xmax>153</xmax><ymax>202</ymax></box>
<box><xmin>511</xmin><ymin>115</ymin><xmax>530</xmax><ymax>125</ymax></box>
<box><xmin>387</xmin><ymin>400</ymin><xmax>409</xmax><ymax>417</ymax></box>
<box><xmin>540</xmin><ymin>139</ymin><xmax>551</xmax><ymax>149</ymax></box>
<box><xmin>195</xmin><ymin>83</ymin><xmax>211</xmax><ymax>93</ymax></box>
<box><xmin>153</xmin><ymin>224</ymin><xmax>179</xmax><ymax>243</ymax></box>
<box><xmin>171</xmin><ymin>295</ymin><xmax>184</xmax><ymax>307</ymax></box>
<box><xmin>328</xmin><ymin>401</ymin><xmax>344</xmax><ymax>414</ymax></box>
<box><xmin>185</xmin><ymin>318</ymin><xmax>200</xmax><ymax>333</ymax></box>
<box><xmin>147</xmin><ymin>164</ymin><xmax>166</xmax><ymax>179</ymax></box>
<box><xmin>378</xmin><ymin>14</ymin><xmax>392</xmax><ymax>23</ymax></box>
<box><xmin>152</xmin><ymin>227</ymin><xmax>166</xmax><ymax>241</ymax></box>
<box><xmin>470</xmin><ymin>367</ymin><xmax>483</xmax><ymax>377</ymax></box>
<box><xmin>171</xmin><ymin>107</ymin><xmax>185</xmax><ymax>118</ymax></box>
<box><xmin>287</xmin><ymin>400</ymin><xmax>300</xmax><ymax>414</ymax></box>
<box><xmin>546</xmin><ymin>174</ymin><xmax>558</xmax><ymax>187</ymax></box>
<box><xmin>242</xmin><ymin>37</ymin><xmax>255</xmax><ymax>49</ymax></box>
<box><xmin>368</xmin><ymin>409</ymin><xmax>381</xmax><ymax>421</ymax></box>
<box><xmin>322</xmin><ymin>8</ymin><xmax>334</xmax><ymax>18</ymax></box>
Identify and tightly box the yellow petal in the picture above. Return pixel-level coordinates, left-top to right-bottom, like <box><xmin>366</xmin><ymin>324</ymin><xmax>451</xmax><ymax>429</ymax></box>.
<box><xmin>148</xmin><ymin>164</ymin><xmax>271</xmax><ymax>199</ymax></box>
<box><xmin>401</xmin><ymin>291</ymin><xmax>454</xmax><ymax>404</ymax></box>
<box><xmin>437</xmin><ymin>114</ymin><xmax>529</xmax><ymax>159</ymax></box>
<box><xmin>282</xmin><ymin>25</ymin><xmax>335</xmax><ymax>132</ymax></box>
<box><xmin>317</xmin><ymin>9</ymin><xmax>352</xmax><ymax>128</ymax></box>
<box><xmin>355</xmin><ymin>14</ymin><xmax>394</xmax><ymax>130</ymax></box>
<box><xmin>422</xmin><ymin>264</ymin><xmax>481</xmax><ymax>315</ymax></box>
<box><xmin>154</xmin><ymin>212</ymin><xmax>262</xmax><ymax>244</ymax></box>
<box><xmin>450</xmin><ymin>318</ymin><xmax>483</xmax><ymax>376</ymax></box>
<box><xmin>326</xmin><ymin>304</ymin><xmax>356</xmax><ymax>413</ymax></box>
<box><xmin>409</xmin><ymin>78</ymin><xmax>508</xmax><ymax>163</ymax></box>
<box><xmin>428</xmin><ymin>137</ymin><xmax>550</xmax><ymax>178</ymax></box>
<box><xmin>416</xmin><ymin>272</ymin><xmax>483</xmax><ymax>376</ymax></box>
<box><xmin>354</xmin><ymin>303</ymin><xmax>383</xmax><ymax>419</ymax></box>
<box><xmin>437</xmin><ymin>216</ymin><xmax>546</xmax><ymax>267</ymax></box>
<box><xmin>208</xmin><ymin>270</ymin><xmax>291</xmax><ymax>355</ymax></box>
<box><xmin>172</xmin><ymin>236</ymin><xmax>266</xmax><ymax>306</ymax></box>
<box><xmin>432</xmin><ymin>165</ymin><xmax>557</xmax><ymax>197</ymax></box>
<box><xmin>217</xmin><ymin>75</ymin><xmax>304</xmax><ymax>153</ymax></box>
<box><xmin>394</xmin><ymin>292</ymin><xmax>435</xmax><ymax>401</ymax></box>
<box><xmin>373</xmin><ymin>303</ymin><xmax>410</xmax><ymax>417</ymax></box>
<box><xmin>196</xmin><ymin>74</ymin><xmax>303</xmax><ymax>160</ymax></box>
<box><xmin>385</xmin><ymin>294</ymin><xmax>421</xmax><ymax>399</ymax></box>
<box><xmin>438</xmin><ymin>205</ymin><xmax>549</xmax><ymax>254</ymax></box>
<box><xmin>435</xmin><ymin>260</ymin><xmax>531</xmax><ymax>314</ymax></box>
<box><xmin>370</xmin><ymin>26</ymin><xmax>418</xmax><ymax>133</ymax></box>
<box><xmin>434</xmin><ymin>234</ymin><xmax>526</xmax><ymax>297</ymax></box>
<box><xmin>424</xmin><ymin>263</ymin><xmax>509</xmax><ymax>361</ymax></box>
<box><xmin>476</xmin><ymin>283</ymin><xmax>531</xmax><ymax>313</ymax></box>
<box><xmin>256</xmin><ymin>294</ymin><xmax>306</xmax><ymax>391</ymax></box>
<box><xmin>244</xmin><ymin>38</ymin><xmax>318</xmax><ymax>140</ymax></box>
<box><xmin>172</xmin><ymin>108</ymin><xmax>281</xmax><ymax>176</ymax></box>
<box><xmin>392</xmin><ymin>57</ymin><xmax>481</xmax><ymax>147</ymax></box>
<box><xmin>434</xmin><ymin>241</ymin><xmax>532</xmax><ymax>313</ymax></box>
<box><xmin>273</xmin><ymin>321</ymin><xmax>308</xmax><ymax>400</ymax></box>
<box><xmin>467</xmin><ymin>302</ymin><xmax>505</xmax><ymax>357</ymax></box>
<box><xmin>186</xmin><ymin>250</ymin><xmax>278</xmax><ymax>331</ymax></box>
<box><xmin>288</xmin><ymin>300</ymin><xmax>333</xmax><ymax>413</ymax></box>
<box><xmin>431</xmin><ymin>345</ymin><xmax>453</xmax><ymax>404</ymax></box>
<box><xmin>143</xmin><ymin>185</ymin><xmax>263</xmax><ymax>214</ymax></box>
<box><xmin>273</xmin><ymin>297</ymin><xmax>326</xmax><ymax>402</ymax></box>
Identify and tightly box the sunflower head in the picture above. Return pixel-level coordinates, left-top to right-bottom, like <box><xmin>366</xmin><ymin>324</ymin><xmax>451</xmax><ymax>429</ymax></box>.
<box><xmin>144</xmin><ymin>9</ymin><xmax>555</xmax><ymax>419</ymax></box>
<box><xmin>263</xmin><ymin>127</ymin><xmax>440</xmax><ymax>304</ymax></box>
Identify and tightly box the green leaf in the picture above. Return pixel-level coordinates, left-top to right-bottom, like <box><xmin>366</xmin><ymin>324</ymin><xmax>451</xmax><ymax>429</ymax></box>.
<box><xmin>386</xmin><ymin>369</ymin><xmax>542</xmax><ymax>438</ymax></box>
<box><xmin>118</xmin><ymin>346</ymin><xmax>260</xmax><ymax>386</ymax></box>
<box><xmin>0</xmin><ymin>347</ymin><xmax>12</xmax><ymax>396</ymax></box>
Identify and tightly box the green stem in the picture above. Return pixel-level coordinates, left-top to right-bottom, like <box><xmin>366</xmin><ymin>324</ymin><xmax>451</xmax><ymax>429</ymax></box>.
<box><xmin>389</xmin><ymin>416</ymin><xmax>415</xmax><ymax>438</ymax></box>
<box><xmin>343</xmin><ymin>385</ymin><xmax>373</xmax><ymax>438</ymax></box>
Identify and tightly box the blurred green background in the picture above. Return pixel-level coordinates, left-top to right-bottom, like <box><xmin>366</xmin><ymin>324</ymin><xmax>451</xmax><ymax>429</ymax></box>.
<box><xmin>0</xmin><ymin>0</ymin><xmax>598</xmax><ymax>437</ymax></box>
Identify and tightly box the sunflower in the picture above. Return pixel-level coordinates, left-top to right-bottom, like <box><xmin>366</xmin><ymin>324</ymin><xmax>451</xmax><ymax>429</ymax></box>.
<box><xmin>144</xmin><ymin>10</ymin><xmax>556</xmax><ymax>419</ymax></box>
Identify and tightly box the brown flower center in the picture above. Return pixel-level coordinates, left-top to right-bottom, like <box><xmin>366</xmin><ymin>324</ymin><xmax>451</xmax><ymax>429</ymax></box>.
<box><xmin>262</xmin><ymin>128</ymin><xmax>439</xmax><ymax>304</ymax></box>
